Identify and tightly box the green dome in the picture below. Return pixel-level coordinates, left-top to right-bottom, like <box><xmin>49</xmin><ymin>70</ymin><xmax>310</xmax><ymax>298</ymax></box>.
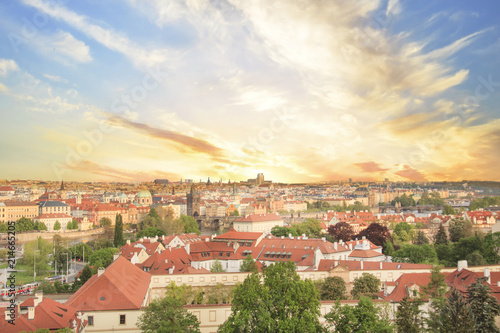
<box><xmin>137</xmin><ymin>189</ymin><xmax>152</xmax><ymax>198</ymax></box>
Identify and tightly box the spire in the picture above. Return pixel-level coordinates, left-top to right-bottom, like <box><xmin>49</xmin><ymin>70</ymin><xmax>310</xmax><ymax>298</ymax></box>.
<box><xmin>60</xmin><ymin>180</ymin><xmax>65</xmax><ymax>191</ymax></box>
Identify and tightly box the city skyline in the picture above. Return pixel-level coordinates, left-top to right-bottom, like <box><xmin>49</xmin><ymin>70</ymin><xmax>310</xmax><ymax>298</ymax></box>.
<box><xmin>1</xmin><ymin>1</ymin><xmax>500</xmax><ymax>183</ymax></box>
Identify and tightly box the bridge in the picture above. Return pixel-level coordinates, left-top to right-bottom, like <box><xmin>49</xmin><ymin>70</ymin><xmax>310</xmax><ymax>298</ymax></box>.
<box><xmin>196</xmin><ymin>216</ymin><xmax>240</xmax><ymax>231</ymax></box>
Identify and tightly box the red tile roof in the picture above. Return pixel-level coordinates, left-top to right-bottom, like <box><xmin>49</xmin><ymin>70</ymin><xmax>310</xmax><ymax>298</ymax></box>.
<box><xmin>348</xmin><ymin>249</ymin><xmax>385</xmax><ymax>259</ymax></box>
<box><xmin>214</xmin><ymin>228</ymin><xmax>263</xmax><ymax>241</ymax></box>
<box><xmin>66</xmin><ymin>256</ymin><xmax>151</xmax><ymax>311</ymax></box>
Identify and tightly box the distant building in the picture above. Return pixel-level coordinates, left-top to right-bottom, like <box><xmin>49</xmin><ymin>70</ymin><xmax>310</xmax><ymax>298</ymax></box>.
<box><xmin>187</xmin><ymin>185</ymin><xmax>201</xmax><ymax>217</ymax></box>
<box><xmin>233</xmin><ymin>213</ymin><xmax>283</xmax><ymax>233</ymax></box>
<box><xmin>154</xmin><ymin>179</ymin><xmax>169</xmax><ymax>184</ymax></box>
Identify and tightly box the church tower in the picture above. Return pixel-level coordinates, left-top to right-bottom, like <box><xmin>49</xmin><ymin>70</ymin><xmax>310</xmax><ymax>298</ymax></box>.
<box><xmin>187</xmin><ymin>184</ymin><xmax>200</xmax><ymax>217</ymax></box>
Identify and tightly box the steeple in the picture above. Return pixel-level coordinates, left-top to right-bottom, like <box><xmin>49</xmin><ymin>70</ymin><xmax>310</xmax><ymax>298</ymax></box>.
<box><xmin>60</xmin><ymin>180</ymin><xmax>65</xmax><ymax>191</ymax></box>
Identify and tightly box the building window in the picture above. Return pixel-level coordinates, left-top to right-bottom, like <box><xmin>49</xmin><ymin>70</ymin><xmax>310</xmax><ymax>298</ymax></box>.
<box><xmin>88</xmin><ymin>316</ymin><xmax>94</xmax><ymax>326</ymax></box>
<box><xmin>120</xmin><ymin>314</ymin><xmax>126</xmax><ymax>325</ymax></box>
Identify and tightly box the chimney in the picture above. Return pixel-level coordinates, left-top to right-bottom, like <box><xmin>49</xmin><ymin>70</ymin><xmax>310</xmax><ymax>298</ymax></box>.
<box><xmin>28</xmin><ymin>307</ymin><xmax>35</xmax><ymax>320</ymax></box>
<box><xmin>169</xmin><ymin>265</ymin><xmax>175</xmax><ymax>274</ymax></box>
<box><xmin>457</xmin><ymin>260</ymin><xmax>468</xmax><ymax>271</ymax></box>
<box><xmin>34</xmin><ymin>291</ymin><xmax>43</xmax><ymax>307</ymax></box>
<box><xmin>98</xmin><ymin>267</ymin><xmax>105</xmax><ymax>277</ymax></box>
<box><xmin>485</xmin><ymin>268</ymin><xmax>491</xmax><ymax>284</ymax></box>
<box><xmin>139</xmin><ymin>238</ymin><xmax>144</xmax><ymax>243</ymax></box>
<box><xmin>349</xmin><ymin>244</ymin><xmax>353</xmax><ymax>250</ymax></box>
<box><xmin>281</xmin><ymin>236</ymin><xmax>285</xmax><ymax>239</ymax></box>
<box><xmin>334</xmin><ymin>260</ymin><xmax>338</xmax><ymax>266</ymax></box>
<box><xmin>205</xmin><ymin>237</ymin><xmax>210</xmax><ymax>242</ymax></box>
<box><xmin>185</xmin><ymin>243</ymin><xmax>190</xmax><ymax>255</ymax></box>
<box><xmin>334</xmin><ymin>242</ymin><xmax>338</xmax><ymax>250</ymax></box>
<box><xmin>360</xmin><ymin>261</ymin><xmax>364</xmax><ymax>269</ymax></box>
<box><xmin>113</xmin><ymin>253</ymin><xmax>119</xmax><ymax>261</ymax></box>
<box><xmin>322</xmin><ymin>237</ymin><xmax>326</xmax><ymax>242</ymax></box>
<box><xmin>126</xmin><ymin>239</ymin><xmax>130</xmax><ymax>245</ymax></box>
<box><xmin>380</xmin><ymin>261</ymin><xmax>383</xmax><ymax>269</ymax></box>
<box><xmin>362</xmin><ymin>236</ymin><xmax>366</xmax><ymax>240</ymax></box>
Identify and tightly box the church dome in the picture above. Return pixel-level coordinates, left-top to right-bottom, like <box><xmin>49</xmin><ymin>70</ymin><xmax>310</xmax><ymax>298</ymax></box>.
<box><xmin>137</xmin><ymin>189</ymin><xmax>152</xmax><ymax>198</ymax></box>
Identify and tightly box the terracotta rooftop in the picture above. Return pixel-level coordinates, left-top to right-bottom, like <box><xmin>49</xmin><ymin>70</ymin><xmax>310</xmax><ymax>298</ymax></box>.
<box><xmin>66</xmin><ymin>256</ymin><xmax>151</xmax><ymax>311</ymax></box>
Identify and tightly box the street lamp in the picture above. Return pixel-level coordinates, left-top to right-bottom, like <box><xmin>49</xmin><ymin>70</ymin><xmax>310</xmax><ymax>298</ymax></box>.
<box><xmin>65</xmin><ymin>252</ymin><xmax>69</xmax><ymax>283</ymax></box>
<box><xmin>33</xmin><ymin>249</ymin><xmax>40</xmax><ymax>282</ymax></box>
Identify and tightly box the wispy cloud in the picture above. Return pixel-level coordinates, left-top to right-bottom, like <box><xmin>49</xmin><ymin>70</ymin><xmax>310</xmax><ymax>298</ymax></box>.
<box><xmin>0</xmin><ymin>59</ymin><xmax>19</xmax><ymax>76</ymax></box>
<box><xmin>354</xmin><ymin>161</ymin><xmax>389</xmax><ymax>173</ymax></box>
<box><xmin>31</xmin><ymin>30</ymin><xmax>92</xmax><ymax>65</ymax></box>
<box><xmin>108</xmin><ymin>115</ymin><xmax>225</xmax><ymax>158</ymax></box>
<box><xmin>43</xmin><ymin>73</ymin><xmax>69</xmax><ymax>83</ymax></box>
<box><xmin>21</xmin><ymin>0</ymin><xmax>176</xmax><ymax>68</ymax></box>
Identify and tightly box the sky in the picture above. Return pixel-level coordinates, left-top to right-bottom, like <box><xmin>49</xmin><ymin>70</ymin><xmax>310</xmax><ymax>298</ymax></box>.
<box><xmin>0</xmin><ymin>0</ymin><xmax>500</xmax><ymax>184</ymax></box>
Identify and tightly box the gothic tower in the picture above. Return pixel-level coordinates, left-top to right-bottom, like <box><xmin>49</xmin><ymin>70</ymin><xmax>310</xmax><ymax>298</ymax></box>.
<box><xmin>187</xmin><ymin>184</ymin><xmax>200</xmax><ymax>217</ymax></box>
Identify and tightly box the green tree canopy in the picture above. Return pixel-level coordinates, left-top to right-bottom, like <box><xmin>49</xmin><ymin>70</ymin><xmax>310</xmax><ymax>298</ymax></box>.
<box><xmin>240</xmin><ymin>255</ymin><xmax>258</xmax><ymax>273</ymax></box>
<box><xmin>271</xmin><ymin>226</ymin><xmax>298</xmax><ymax>237</ymax></box>
<box><xmin>467</xmin><ymin>276</ymin><xmax>500</xmax><ymax>333</ymax></box>
<box><xmin>218</xmin><ymin>261</ymin><xmax>323</xmax><ymax>332</ymax></box>
<box><xmin>210</xmin><ymin>259</ymin><xmax>225</xmax><ymax>273</ymax></box>
<box><xmin>16</xmin><ymin>217</ymin><xmax>35</xmax><ymax>232</ymax></box>
<box><xmin>179</xmin><ymin>215</ymin><xmax>201</xmax><ymax>235</ymax></box>
<box><xmin>448</xmin><ymin>217</ymin><xmax>473</xmax><ymax>242</ymax></box>
<box><xmin>137</xmin><ymin>227</ymin><xmax>166</xmax><ymax>239</ymax></box>
<box><xmin>443</xmin><ymin>204</ymin><xmax>456</xmax><ymax>215</ymax></box>
<box><xmin>392</xmin><ymin>244</ymin><xmax>438</xmax><ymax>264</ymax></box>
<box><xmin>440</xmin><ymin>288</ymin><xmax>474</xmax><ymax>333</ymax></box>
<box><xmin>23</xmin><ymin>237</ymin><xmax>52</xmax><ymax>277</ymax></box>
<box><xmin>114</xmin><ymin>214</ymin><xmax>124</xmax><ymax>247</ymax></box>
<box><xmin>395</xmin><ymin>296</ymin><xmax>423</xmax><ymax>333</ymax></box>
<box><xmin>351</xmin><ymin>273</ymin><xmax>381</xmax><ymax>299</ymax></box>
<box><xmin>138</xmin><ymin>292</ymin><xmax>201</xmax><ymax>333</ymax></box>
<box><xmin>99</xmin><ymin>217</ymin><xmax>112</xmax><ymax>228</ymax></box>
<box><xmin>72</xmin><ymin>264</ymin><xmax>93</xmax><ymax>292</ymax></box>
<box><xmin>53</xmin><ymin>221</ymin><xmax>61</xmax><ymax>231</ymax></box>
<box><xmin>88</xmin><ymin>247</ymin><xmax>118</xmax><ymax>268</ymax></box>
<box><xmin>434</xmin><ymin>224</ymin><xmax>448</xmax><ymax>245</ymax></box>
<box><xmin>320</xmin><ymin>276</ymin><xmax>346</xmax><ymax>301</ymax></box>
<box><xmin>325</xmin><ymin>296</ymin><xmax>394</xmax><ymax>333</ymax></box>
<box><xmin>290</xmin><ymin>218</ymin><xmax>323</xmax><ymax>238</ymax></box>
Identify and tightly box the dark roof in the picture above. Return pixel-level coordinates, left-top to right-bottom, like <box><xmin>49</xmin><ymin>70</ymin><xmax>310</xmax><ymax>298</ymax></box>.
<box><xmin>38</xmin><ymin>201</ymin><xmax>69</xmax><ymax>208</ymax></box>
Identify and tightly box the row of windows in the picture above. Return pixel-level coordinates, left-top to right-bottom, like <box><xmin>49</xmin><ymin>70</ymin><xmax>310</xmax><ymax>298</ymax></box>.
<box><xmin>87</xmin><ymin>314</ymin><xmax>126</xmax><ymax>326</ymax></box>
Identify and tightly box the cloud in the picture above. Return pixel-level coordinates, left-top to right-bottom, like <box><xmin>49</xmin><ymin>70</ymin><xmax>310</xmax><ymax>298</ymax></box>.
<box><xmin>21</xmin><ymin>0</ymin><xmax>175</xmax><ymax>68</ymax></box>
<box><xmin>64</xmin><ymin>160</ymin><xmax>180</xmax><ymax>182</ymax></box>
<box><xmin>0</xmin><ymin>59</ymin><xmax>19</xmax><ymax>76</ymax></box>
<box><xmin>108</xmin><ymin>115</ymin><xmax>225</xmax><ymax>158</ymax></box>
<box><xmin>43</xmin><ymin>73</ymin><xmax>69</xmax><ymax>83</ymax></box>
<box><xmin>354</xmin><ymin>161</ymin><xmax>389</xmax><ymax>173</ymax></box>
<box><xmin>32</xmin><ymin>30</ymin><xmax>92</xmax><ymax>64</ymax></box>
<box><xmin>395</xmin><ymin>165</ymin><xmax>427</xmax><ymax>181</ymax></box>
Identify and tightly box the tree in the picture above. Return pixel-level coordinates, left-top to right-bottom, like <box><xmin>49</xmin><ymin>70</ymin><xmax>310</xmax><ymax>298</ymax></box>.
<box><xmin>240</xmin><ymin>255</ymin><xmax>258</xmax><ymax>273</ymax></box>
<box><xmin>395</xmin><ymin>296</ymin><xmax>423</xmax><ymax>333</ymax></box>
<box><xmin>218</xmin><ymin>261</ymin><xmax>323</xmax><ymax>332</ymax></box>
<box><xmin>467</xmin><ymin>276</ymin><xmax>500</xmax><ymax>333</ymax></box>
<box><xmin>291</xmin><ymin>218</ymin><xmax>323</xmax><ymax>238</ymax></box>
<box><xmin>210</xmin><ymin>259</ymin><xmax>225</xmax><ymax>273</ymax></box>
<box><xmin>99</xmin><ymin>217</ymin><xmax>112</xmax><ymax>228</ymax></box>
<box><xmin>384</xmin><ymin>240</ymin><xmax>395</xmax><ymax>256</ymax></box>
<box><xmin>271</xmin><ymin>226</ymin><xmax>298</xmax><ymax>237</ymax></box>
<box><xmin>320</xmin><ymin>276</ymin><xmax>346</xmax><ymax>301</ymax></box>
<box><xmin>53</xmin><ymin>221</ymin><xmax>61</xmax><ymax>231</ymax></box>
<box><xmin>393</xmin><ymin>244</ymin><xmax>438</xmax><ymax>264</ymax></box>
<box><xmin>440</xmin><ymin>288</ymin><xmax>474</xmax><ymax>333</ymax></box>
<box><xmin>351</xmin><ymin>273</ymin><xmax>380</xmax><ymax>299</ymax></box>
<box><xmin>23</xmin><ymin>237</ymin><xmax>52</xmax><ymax>277</ymax></box>
<box><xmin>138</xmin><ymin>292</ymin><xmax>201</xmax><ymax>333</ymax></box>
<box><xmin>325</xmin><ymin>296</ymin><xmax>393</xmax><ymax>333</ymax></box>
<box><xmin>230</xmin><ymin>210</ymin><xmax>239</xmax><ymax>216</ymax></box>
<box><xmin>114</xmin><ymin>214</ymin><xmax>124</xmax><ymax>247</ymax></box>
<box><xmin>434</xmin><ymin>224</ymin><xmax>448</xmax><ymax>245</ymax></box>
<box><xmin>448</xmin><ymin>217</ymin><xmax>473</xmax><ymax>242</ymax></box>
<box><xmin>393</xmin><ymin>222</ymin><xmax>415</xmax><ymax>246</ymax></box>
<box><xmin>179</xmin><ymin>215</ymin><xmax>201</xmax><ymax>235</ymax></box>
<box><xmin>88</xmin><ymin>247</ymin><xmax>118</xmax><ymax>268</ymax></box>
<box><xmin>413</xmin><ymin>230</ymin><xmax>429</xmax><ymax>245</ymax></box>
<box><xmin>443</xmin><ymin>204</ymin><xmax>456</xmax><ymax>215</ymax></box>
<box><xmin>421</xmin><ymin>265</ymin><xmax>447</xmax><ymax>331</ymax></box>
<box><xmin>16</xmin><ymin>217</ymin><xmax>35</xmax><ymax>232</ymax></box>
<box><xmin>72</xmin><ymin>264</ymin><xmax>93</xmax><ymax>292</ymax></box>
<box><xmin>481</xmin><ymin>232</ymin><xmax>500</xmax><ymax>264</ymax></box>
<box><xmin>356</xmin><ymin>223</ymin><xmax>391</xmax><ymax>248</ymax></box>
<box><xmin>34</xmin><ymin>221</ymin><xmax>48</xmax><ymax>231</ymax></box>
<box><xmin>136</xmin><ymin>227</ymin><xmax>166</xmax><ymax>239</ymax></box>
<box><xmin>328</xmin><ymin>222</ymin><xmax>354</xmax><ymax>242</ymax></box>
